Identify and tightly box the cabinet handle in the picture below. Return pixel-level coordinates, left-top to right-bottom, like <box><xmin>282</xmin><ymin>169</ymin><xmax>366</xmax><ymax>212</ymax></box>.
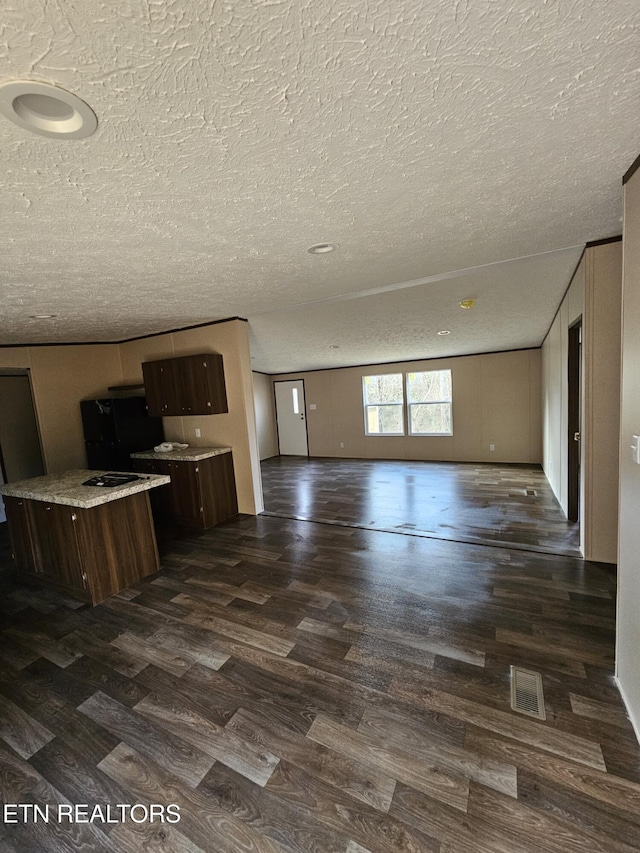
<box><xmin>207</xmin><ymin>402</ymin><xmax>211</xmax><ymax>407</ymax></box>
<box><xmin>45</xmin><ymin>506</ymin><xmax>51</xmax><ymax>511</ymax></box>
<box><xmin>81</xmin><ymin>572</ymin><xmax>88</xmax><ymax>588</ymax></box>
<box><xmin>71</xmin><ymin>514</ymin><xmax>77</xmax><ymax>522</ymax></box>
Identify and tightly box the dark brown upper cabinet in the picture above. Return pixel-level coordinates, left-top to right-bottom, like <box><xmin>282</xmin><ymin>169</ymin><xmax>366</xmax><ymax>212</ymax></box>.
<box><xmin>142</xmin><ymin>353</ymin><xmax>228</xmax><ymax>417</ymax></box>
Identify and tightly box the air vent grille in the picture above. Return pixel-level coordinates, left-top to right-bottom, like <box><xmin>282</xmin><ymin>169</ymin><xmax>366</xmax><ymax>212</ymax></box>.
<box><xmin>510</xmin><ymin>665</ymin><xmax>546</xmax><ymax>720</ymax></box>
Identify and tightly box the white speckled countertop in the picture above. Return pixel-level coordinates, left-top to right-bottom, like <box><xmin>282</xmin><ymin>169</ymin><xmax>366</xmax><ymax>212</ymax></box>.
<box><xmin>131</xmin><ymin>446</ymin><xmax>232</xmax><ymax>462</ymax></box>
<box><xmin>0</xmin><ymin>470</ymin><xmax>170</xmax><ymax>509</ymax></box>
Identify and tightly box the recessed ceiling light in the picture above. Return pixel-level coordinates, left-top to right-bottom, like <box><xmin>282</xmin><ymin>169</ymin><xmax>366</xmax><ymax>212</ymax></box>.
<box><xmin>29</xmin><ymin>314</ymin><xmax>57</xmax><ymax>319</ymax></box>
<box><xmin>307</xmin><ymin>243</ymin><xmax>337</xmax><ymax>254</ymax></box>
<box><xmin>437</xmin><ymin>330</ymin><xmax>451</xmax><ymax>336</ymax></box>
<box><xmin>329</xmin><ymin>344</ymin><xmax>340</xmax><ymax>349</ymax></box>
<box><xmin>459</xmin><ymin>299</ymin><xmax>476</xmax><ymax>309</ymax></box>
<box><xmin>0</xmin><ymin>81</ymin><xmax>98</xmax><ymax>139</ymax></box>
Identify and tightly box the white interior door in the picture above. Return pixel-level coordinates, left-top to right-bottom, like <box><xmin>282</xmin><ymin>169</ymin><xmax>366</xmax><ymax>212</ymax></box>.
<box><xmin>274</xmin><ymin>380</ymin><xmax>308</xmax><ymax>456</ymax></box>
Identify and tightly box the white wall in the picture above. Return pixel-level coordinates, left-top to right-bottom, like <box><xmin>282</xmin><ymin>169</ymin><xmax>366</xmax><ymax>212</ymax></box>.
<box><xmin>617</xmin><ymin>166</ymin><xmax>640</xmax><ymax>740</ymax></box>
<box><xmin>253</xmin><ymin>372</ymin><xmax>278</xmax><ymax>460</ymax></box>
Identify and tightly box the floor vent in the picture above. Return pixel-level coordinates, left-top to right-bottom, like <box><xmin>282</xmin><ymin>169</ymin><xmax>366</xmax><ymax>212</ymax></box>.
<box><xmin>526</xmin><ymin>489</ymin><xmax>537</xmax><ymax>497</ymax></box>
<box><xmin>510</xmin><ymin>666</ymin><xmax>546</xmax><ymax>720</ymax></box>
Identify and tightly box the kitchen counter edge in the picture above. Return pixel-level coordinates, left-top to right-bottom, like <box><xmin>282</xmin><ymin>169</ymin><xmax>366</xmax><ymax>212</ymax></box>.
<box><xmin>0</xmin><ymin>470</ymin><xmax>170</xmax><ymax>509</ymax></box>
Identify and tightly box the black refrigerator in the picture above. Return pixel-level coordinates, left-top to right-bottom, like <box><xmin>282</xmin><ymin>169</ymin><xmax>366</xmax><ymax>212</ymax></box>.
<box><xmin>80</xmin><ymin>397</ymin><xmax>164</xmax><ymax>472</ymax></box>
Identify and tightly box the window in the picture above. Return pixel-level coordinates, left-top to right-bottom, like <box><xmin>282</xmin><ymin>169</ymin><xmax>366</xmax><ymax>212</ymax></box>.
<box><xmin>406</xmin><ymin>370</ymin><xmax>452</xmax><ymax>435</ymax></box>
<box><xmin>363</xmin><ymin>374</ymin><xmax>404</xmax><ymax>435</ymax></box>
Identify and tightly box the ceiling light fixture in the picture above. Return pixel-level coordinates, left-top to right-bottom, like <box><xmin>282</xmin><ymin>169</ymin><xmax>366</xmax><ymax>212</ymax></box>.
<box><xmin>307</xmin><ymin>243</ymin><xmax>337</xmax><ymax>254</ymax></box>
<box><xmin>29</xmin><ymin>314</ymin><xmax>57</xmax><ymax>319</ymax></box>
<box><xmin>329</xmin><ymin>344</ymin><xmax>340</xmax><ymax>349</ymax></box>
<box><xmin>459</xmin><ymin>299</ymin><xmax>476</xmax><ymax>309</ymax></box>
<box><xmin>437</xmin><ymin>330</ymin><xmax>451</xmax><ymax>336</ymax></box>
<box><xmin>0</xmin><ymin>81</ymin><xmax>98</xmax><ymax>139</ymax></box>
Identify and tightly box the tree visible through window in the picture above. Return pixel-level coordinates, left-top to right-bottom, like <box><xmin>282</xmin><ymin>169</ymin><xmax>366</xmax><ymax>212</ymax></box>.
<box><xmin>363</xmin><ymin>374</ymin><xmax>404</xmax><ymax>435</ymax></box>
<box><xmin>407</xmin><ymin>370</ymin><xmax>452</xmax><ymax>435</ymax></box>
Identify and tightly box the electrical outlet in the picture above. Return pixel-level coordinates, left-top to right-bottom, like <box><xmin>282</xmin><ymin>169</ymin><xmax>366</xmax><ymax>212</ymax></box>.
<box><xmin>489</xmin><ymin>444</ymin><xmax>495</xmax><ymax>451</ymax></box>
<box><xmin>195</xmin><ymin>428</ymin><xmax>201</xmax><ymax>438</ymax></box>
<box><xmin>340</xmin><ymin>442</ymin><xmax>344</xmax><ymax>448</ymax></box>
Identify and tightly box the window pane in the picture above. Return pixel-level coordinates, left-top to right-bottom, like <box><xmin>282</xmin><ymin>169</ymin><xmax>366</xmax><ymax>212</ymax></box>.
<box><xmin>363</xmin><ymin>374</ymin><xmax>403</xmax><ymax>405</ymax></box>
<box><xmin>409</xmin><ymin>403</ymin><xmax>452</xmax><ymax>434</ymax></box>
<box><xmin>292</xmin><ymin>387</ymin><xmax>299</xmax><ymax>414</ymax></box>
<box><xmin>366</xmin><ymin>405</ymin><xmax>404</xmax><ymax>434</ymax></box>
<box><xmin>407</xmin><ymin>370</ymin><xmax>452</xmax><ymax>403</ymax></box>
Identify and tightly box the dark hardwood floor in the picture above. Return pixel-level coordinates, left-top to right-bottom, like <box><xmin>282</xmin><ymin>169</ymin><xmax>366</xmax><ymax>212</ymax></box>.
<box><xmin>0</xmin><ymin>494</ymin><xmax>638</xmax><ymax>852</ymax></box>
<box><xmin>260</xmin><ymin>457</ymin><xmax>581</xmax><ymax>556</ymax></box>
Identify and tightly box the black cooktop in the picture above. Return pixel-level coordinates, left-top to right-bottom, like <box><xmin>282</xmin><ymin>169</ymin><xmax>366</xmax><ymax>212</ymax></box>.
<box><xmin>82</xmin><ymin>473</ymin><xmax>141</xmax><ymax>488</ymax></box>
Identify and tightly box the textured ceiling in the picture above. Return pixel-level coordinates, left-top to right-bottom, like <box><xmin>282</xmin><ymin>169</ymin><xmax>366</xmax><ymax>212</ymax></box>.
<box><xmin>248</xmin><ymin>246</ymin><xmax>585</xmax><ymax>372</ymax></box>
<box><xmin>0</xmin><ymin>1</ymin><xmax>638</xmax><ymax>369</ymax></box>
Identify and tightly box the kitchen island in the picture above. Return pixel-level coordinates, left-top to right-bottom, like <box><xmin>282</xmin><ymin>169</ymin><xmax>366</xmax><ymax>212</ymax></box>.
<box><xmin>0</xmin><ymin>469</ymin><xmax>169</xmax><ymax>605</ymax></box>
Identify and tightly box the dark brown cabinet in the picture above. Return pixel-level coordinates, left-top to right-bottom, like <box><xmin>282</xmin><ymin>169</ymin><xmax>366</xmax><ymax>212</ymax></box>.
<box><xmin>132</xmin><ymin>452</ymin><xmax>237</xmax><ymax>529</ymax></box>
<box><xmin>27</xmin><ymin>501</ymin><xmax>86</xmax><ymax>591</ymax></box>
<box><xmin>3</xmin><ymin>496</ymin><xmax>36</xmax><ymax>574</ymax></box>
<box><xmin>4</xmin><ymin>491</ymin><xmax>159</xmax><ymax>604</ymax></box>
<box><xmin>142</xmin><ymin>353</ymin><xmax>227</xmax><ymax>417</ymax></box>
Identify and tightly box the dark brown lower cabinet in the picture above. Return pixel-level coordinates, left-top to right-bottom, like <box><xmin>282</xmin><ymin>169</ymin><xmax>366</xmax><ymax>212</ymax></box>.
<box><xmin>132</xmin><ymin>452</ymin><xmax>238</xmax><ymax>529</ymax></box>
<box><xmin>4</xmin><ymin>491</ymin><xmax>159</xmax><ymax>605</ymax></box>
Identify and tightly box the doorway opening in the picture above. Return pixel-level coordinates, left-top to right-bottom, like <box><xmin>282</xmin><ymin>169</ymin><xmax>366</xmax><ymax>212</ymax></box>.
<box><xmin>0</xmin><ymin>370</ymin><xmax>46</xmax><ymax>522</ymax></box>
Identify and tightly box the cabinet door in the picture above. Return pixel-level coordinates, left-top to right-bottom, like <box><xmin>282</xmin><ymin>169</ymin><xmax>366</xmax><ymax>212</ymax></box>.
<box><xmin>3</xmin><ymin>496</ymin><xmax>36</xmax><ymax>573</ymax></box>
<box><xmin>142</xmin><ymin>360</ymin><xmax>166</xmax><ymax>417</ymax></box>
<box><xmin>199</xmin><ymin>454</ymin><xmax>238</xmax><ymax>527</ymax></box>
<box><xmin>181</xmin><ymin>354</ymin><xmax>228</xmax><ymax>415</ymax></box>
<box><xmin>131</xmin><ymin>458</ymin><xmax>158</xmax><ymax>475</ymax></box>
<box><xmin>27</xmin><ymin>502</ymin><xmax>86</xmax><ymax>593</ymax></box>
<box><xmin>164</xmin><ymin>461</ymin><xmax>203</xmax><ymax>527</ymax></box>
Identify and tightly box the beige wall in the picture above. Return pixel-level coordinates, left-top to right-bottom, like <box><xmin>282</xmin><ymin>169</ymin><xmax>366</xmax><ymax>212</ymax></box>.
<box><xmin>119</xmin><ymin>319</ymin><xmax>263</xmax><ymax>515</ymax></box>
<box><xmin>617</xmin><ymin>167</ymin><xmax>640</xmax><ymax>740</ymax></box>
<box><xmin>0</xmin><ymin>320</ymin><xmax>263</xmax><ymax>515</ymax></box>
<box><xmin>0</xmin><ymin>375</ymin><xmax>45</xmax><ymax>481</ymax></box>
<box><xmin>0</xmin><ymin>345</ymin><xmax>123</xmax><ymax>473</ymax></box>
<box><xmin>273</xmin><ymin>349</ymin><xmax>542</xmax><ymax>464</ymax></box>
<box><xmin>253</xmin><ymin>372</ymin><xmax>278</xmax><ymax>460</ymax></box>
<box><xmin>541</xmin><ymin>242</ymin><xmax>622</xmax><ymax>563</ymax></box>
<box><xmin>583</xmin><ymin>242</ymin><xmax>622</xmax><ymax>563</ymax></box>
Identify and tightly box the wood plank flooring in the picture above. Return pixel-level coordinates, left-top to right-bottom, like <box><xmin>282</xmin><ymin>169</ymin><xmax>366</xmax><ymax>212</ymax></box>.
<box><xmin>260</xmin><ymin>457</ymin><xmax>581</xmax><ymax>556</ymax></box>
<box><xmin>0</xmin><ymin>501</ymin><xmax>638</xmax><ymax>852</ymax></box>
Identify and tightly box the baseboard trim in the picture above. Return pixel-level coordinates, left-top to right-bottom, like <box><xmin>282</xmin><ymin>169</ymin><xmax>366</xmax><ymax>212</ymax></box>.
<box><xmin>614</xmin><ymin>676</ymin><xmax>640</xmax><ymax>746</ymax></box>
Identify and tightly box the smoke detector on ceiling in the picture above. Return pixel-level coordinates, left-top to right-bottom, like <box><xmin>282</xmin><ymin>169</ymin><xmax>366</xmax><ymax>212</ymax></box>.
<box><xmin>0</xmin><ymin>81</ymin><xmax>98</xmax><ymax>139</ymax></box>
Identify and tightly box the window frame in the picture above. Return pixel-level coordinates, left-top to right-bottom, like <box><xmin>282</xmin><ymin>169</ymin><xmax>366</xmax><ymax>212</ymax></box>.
<box><xmin>362</xmin><ymin>373</ymin><xmax>405</xmax><ymax>436</ymax></box>
<box><xmin>405</xmin><ymin>369</ymin><xmax>453</xmax><ymax>436</ymax></box>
